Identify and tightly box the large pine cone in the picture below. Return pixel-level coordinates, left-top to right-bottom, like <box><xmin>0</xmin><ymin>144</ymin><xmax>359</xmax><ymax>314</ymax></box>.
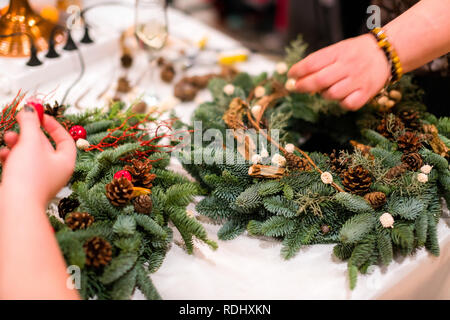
<box><xmin>123</xmin><ymin>158</ymin><xmax>156</xmax><ymax>189</ymax></box>
<box><xmin>397</xmin><ymin>131</ymin><xmax>422</xmax><ymax>154</ymax></box>
<box><xmin>401</xmin><ymin>152</ymin><xmax>423</xmax><ymax>171</ymax></box>
<box><xmin>376</xmin><ymin>116</ymin><xmax>405</xmax><ymax>140</ymax></box>
<box><xmin>83</xmin><ymin>237</ymin><xmax>112</xmax><ymax>268</ymax></box>
<box><xmin>106</xmin><ymin>177</ymin><xmax>134</xmax><ymax>206</ymax></box>
<box><xmin>285</xmin><ymin>153</ymin><xmax>312</xmax><ymax>171</ymax></box>
<box><xmin>328</xmin><ymin>149</ymin><xmax>349</xmax><ymax>176</ymax></box>
<box><xmin>398</xmin><ymin>109</ymin><xmax>421</xmax><ymax>131</ymax></box>
<box><xmin>58</xmin><ymin>197</ymin><xmax>80</xmax><ymax>220</ymax></box>
<box><xmin>65</xmin><ymin>212</ymin><xmax>94</xmax><ymax>230</ymax></box>
<box><xmin>364</xmin><ymin>192</ymin><xmax>387</xmax><ymax>209</ymax></box>
<box><xmin>342</xmin><ymin>165</ymin><xmax>372</xmax><ymax>195</ymax></box>
<box><xmin>133</xmin><ymin>194</ymin><xmax>153</xmax><ymax>214</ymax></box>
<box><xmin>385</xmin><ymin>163</ymin><xmax>408</xmax><ymax>180</ymax></box>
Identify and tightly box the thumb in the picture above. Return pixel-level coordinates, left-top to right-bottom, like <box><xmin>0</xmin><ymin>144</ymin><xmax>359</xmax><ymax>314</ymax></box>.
<box><xmin>16</xmin><ymin>105</ymin><xmax>42</xmax><ymax>143</ymax></box>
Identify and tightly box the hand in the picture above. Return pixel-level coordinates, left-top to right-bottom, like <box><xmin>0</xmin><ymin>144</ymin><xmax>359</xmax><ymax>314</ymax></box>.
<box><xmin>288</xmin><ymin>34</ymin><xmax>391</xmax><ymax>110</ymax></box>
<box><xmin>0</xmin><ymin>107</ymin><xmax>76</xmax><ymax>206</ymax></box>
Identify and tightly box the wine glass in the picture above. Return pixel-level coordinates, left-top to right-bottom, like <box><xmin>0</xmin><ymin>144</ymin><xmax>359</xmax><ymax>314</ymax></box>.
<box><xmin>135</xmin><ymin>0</ymin><xmax>168</xmax><ymax>104</ymax></box>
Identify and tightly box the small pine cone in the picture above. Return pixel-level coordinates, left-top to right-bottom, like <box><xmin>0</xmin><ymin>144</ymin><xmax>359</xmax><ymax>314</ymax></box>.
<box><xmin>105</xmin><ymin>177</ymin><xmax>134</xmax><ymax>206</ymax></box>
<box><xmin>161</xmin><ymin>64</ymin><xmax>175</xmax><ymax>83</ymax></box>
<box><xmin>83</xmin><ymin>237</ymin><xmax>112</xmax><ymax>268</ymax></box>
<box><xmin>342</xmin><ymin>165</ymin><xmax>372</xmax><ymax>196</ymax></box>
<box><xmin>376</xmin><ymin>116</ymin><xmax>405</xmax><ymax>140</ymax></box>
<box><xmin>398</xmin><ymin>109</ymin><xmax>421</xmax><ymax>131</ymax></box>
<box><xmin>364</xmin><ymin>192</ymin><xmax>387</xmax><ymax>209</ymax></box>
<box><xmin>120</xmin><ymin>53</ymin><xmax>133</xmax><ymax>68</ymax></box>
<box><xmin>0</xmin><ymin>131</ymin><xmax>4</xmax><ymax>146</ymax></box>
<box><xmin>65</xmin><ymin>212</ymin><xmax>94</xmax><ymax>230</ymax></box>
<box><xmin>397</xmin><ymin>131</ymin><xmax>422</xmax><ymax>154</ymax></box>
<box><xmin>133</xmin><ymin>194</ymin><xmax>153</xmax><ymax>214</ymax></box>
<box><xmin>123</xmin><ymin>158</ymin><xmax>156</xmax><ymax>189</ymax></box>
<box><xmin>401</xmin><ymin>152</ymin><xmax>423</xmax><ymax>171</ymax></box>
<box><xmin>58</xmin><ymin>197</ymin><xmax>80</xmax><ymax>220</ymax></box>
<box><xmin>44</xmin><ymin>101</ymin><xmax>64</xmax><ymax>117</ymax></box>
<box><xmin>385</xmin><ymin>163</ymin><xmax>409</xmax><ymax>180</ymax></box>
<box><xmin>328</xmin><ymin>149</ymin><xmax>349</xmax><ymax>176</ymax></box>
<box><xmin>285</xmin><ymin>153</ymin><xmax>312</xmax><ymax>171</ymax></box>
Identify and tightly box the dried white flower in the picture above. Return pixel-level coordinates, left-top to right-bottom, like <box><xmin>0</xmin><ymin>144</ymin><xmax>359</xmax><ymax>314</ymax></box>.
<box><xmin>380</xmin><ymin>212</ymin><xmax>394</xmax><ymax>228</ymax></box>
<box><xmin>271</xmin><ymin>153</ymin><xmax>286</xmax><ymax>167</ymax></box>
<box><xmin>285</xmin><ymin>78</ymin><xmax>297</xmax><ymax>91</ymax></box>
<box><xmin>76</xmin><ymin>138</ymin><xmax>90</xmax><ymax>151</ymax></box>
<box><xmin>254</xmin><ymin>86</ymin><xmax>266</xmax><ymax>98</ymax></box>
<box><xmin>276</xmin><ymin>62</ymin><xmax>288</xmax><ymax>74</ymax></box>
<box><xmin>261</xmin><ymin>149</ymin><xmax>269</xmax><ymax>158</ymax></box>
<box><xmin>223</xmin><ymin>84</ymin><xmax>235</xmax><ymax>95</ymax></box>
<box><xmin>420</xmin><ymin>165</ymin><xmax>433</xmax><ymax>174</ymax></box>
<box><xmin>285</xmin><ymin>143</ymin><xmax>295</xmax><ymax>154</ymax></box>
<box><xmin>186</xmin><ymin>210</ymin><xmax>195</xmax><ymax>218</ymax></box>
<box><xmin>417</xmin><ymin>173</ymin><xmax>429</xmax><ymax>183</ymax></box>
<box><xmin>251</xmin><ymin>105</ymin><xmax>262</xmax><ymax>117</ymax></box>
<box><xmin>320</xmin><ymin>172</ymin><xmax>333</xmax><ymax>185</ymax></box>
<box><xmin>251</xmin><ymin>154</ymin><xmax>262</xmax><ymax>165</ymax></box>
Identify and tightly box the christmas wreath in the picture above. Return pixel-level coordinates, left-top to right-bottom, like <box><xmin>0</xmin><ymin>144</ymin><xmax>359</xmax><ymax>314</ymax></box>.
<box><xmin>177</xmin><ymin>38</ymin><xmax>450</xmax><ymax>289</ymax></box>
<box><xmin>0</xmin><ymin>99</ymin><xmax>217</xmax><ymax>299</ymax></box>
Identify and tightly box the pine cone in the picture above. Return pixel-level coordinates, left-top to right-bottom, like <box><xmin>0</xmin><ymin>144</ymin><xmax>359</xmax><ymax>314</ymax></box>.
<box><xmin>398</xmin><ymin>109</ymin><xmax>421</xmax><ymax>131</ymax></box>
<box><xmin>342</xmin><ymin>165</ymin><xmax>372</xmax><ymax>195</ymax></box>
<box><xmin>0</xmin><ymin>131</ymin><xmax>4</xmax><ymax>146</ymax></box>
<box><xmin>120</xmin><ymin>53</ymin><xmax>133</xmax><ymax>68</ymax></box>
<box><xmin>401</xmin><ymin>152</ymin><xmax>423</xmax><ymax>171</ymax></box>
<box><xmin>376</xmin><ymin>116</ymin><xmax>405</xmax><ymax>140</ymax></box>
<box><xmin>123</xmin><ymin>158</ymin><xmax>156</xmax><ymax>189</ymax></box>
<box><xmin>385</xmin><ymin>163</ymin><xmax>409</xmax><ymax>180</ymax></box>
<box><xmin>83</xmin><ymin>237</ymin><xmax>112</xmax><ymax>268</ymax></box>
<box><xmin>65</xmin><ymin>212</ymin><xmax>94</xmax><ymax>230</ymax></box>
<box><xmin>133</xmin><ymin>194</ymin><xmax>153</xmax><ymax>214</ymax></box>
<box><xmin>44</xmin><ymin>102</ymin><xmax>64</xmax><ymax>117</ymax></box>
<box><xmin>161</xmin><ymin>64</ymin><xmax>175</xmax><ymax>83</ymax></box>
<box><xmin>397</xmin><ymin>131</ymin><xmax>422</xmax><ymax>154</ymax></box>
<box><xmin>285</xmin><ymin>153</ymin><xmax>312</xmax><ymax>171</ymax></box>
<box><xmin>364</xmin><ymin>192</ymin><xmax>387</xmax><ymax>209</ymax></box>
<box><xmin>321</xmin><ymin>225</ymin><xmax>330</xmax><ymax>234</ymax></box>
<box><xmin>58</xmin><ymin>197</ymin><xmax>80</xmax><ymax>220</ymax></box>
<box><xmin>328</xmin><ymin>149</ymin><xmax>349</xmax><ymax>176</ymax></box>
<box><xmin>105</xmin><ymin>177</ymin><xmax>134</xmax><ymax>206</ymax></box>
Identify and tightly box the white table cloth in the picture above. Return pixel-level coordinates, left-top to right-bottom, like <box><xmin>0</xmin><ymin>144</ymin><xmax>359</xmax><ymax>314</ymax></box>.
<box><xmin>0</xmin><ymin>1</ymin><xmax>448</xmax><ymax>300</ymax></box>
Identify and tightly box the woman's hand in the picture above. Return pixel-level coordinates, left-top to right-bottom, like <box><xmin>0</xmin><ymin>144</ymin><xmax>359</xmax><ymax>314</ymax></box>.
<box><xmin>0</xmin><ymin>106</ymin><xmax>76</xmax><ymax>206</ymax></box>
<box><xmin>288</xmin><ymin>34</ymin><xmax>391</xmax><ymax>110</ymax></box>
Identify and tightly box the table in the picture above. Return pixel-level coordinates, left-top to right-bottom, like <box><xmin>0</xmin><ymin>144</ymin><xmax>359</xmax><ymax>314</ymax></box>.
<box><xmin>0</xmin><ymin>1</ymin><xmax>448</xmax><ymax>300</ymax></box>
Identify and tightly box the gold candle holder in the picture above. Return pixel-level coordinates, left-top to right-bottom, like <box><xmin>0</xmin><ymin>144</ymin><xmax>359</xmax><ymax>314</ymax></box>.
<box><xmin>0</xmin><ymin>0</ymin><xmax>62</xmax><ymax>57</ymax></box>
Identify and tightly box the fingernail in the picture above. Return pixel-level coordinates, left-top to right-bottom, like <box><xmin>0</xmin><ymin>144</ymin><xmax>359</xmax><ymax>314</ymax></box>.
<box><xmin>24</xmin><ymin>105</ymin><xmax>35</xmax><ymax>113</ymax></box>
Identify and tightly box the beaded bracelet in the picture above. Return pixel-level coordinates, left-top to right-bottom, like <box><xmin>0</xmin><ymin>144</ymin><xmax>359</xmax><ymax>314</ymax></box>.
<box><xmin>370</xmin><ymin>27</ymin><xmax>403</xmax><ymax>84</ymax></box>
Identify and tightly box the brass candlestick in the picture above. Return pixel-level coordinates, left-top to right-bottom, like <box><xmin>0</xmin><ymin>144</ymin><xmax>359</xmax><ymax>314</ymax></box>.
<box><xmin>0</xmin><ymin>0</ymin><xmax>62</xmax><ymax>57</ymax></box>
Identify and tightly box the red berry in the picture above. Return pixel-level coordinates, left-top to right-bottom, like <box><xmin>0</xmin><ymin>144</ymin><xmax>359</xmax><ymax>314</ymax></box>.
<box><xmin>69</xmin><ymin>125</ymin><xmax>87</xmax><ymax>141</ymax></box>
<box><xmin>114</xmin><ymin>170</ymin><xmax>132</xmax><ymax>181</ymax></box>
<box><xmin>27</xmin><ymin>100</ymin><xmax>44</xmax><ymax>124</ymax></box>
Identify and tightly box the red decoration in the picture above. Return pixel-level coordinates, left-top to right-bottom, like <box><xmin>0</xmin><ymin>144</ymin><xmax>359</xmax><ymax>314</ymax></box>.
<box><xmin>27</xmin><ymin>99</ymin><xmax>44</xmax><ymax>124</ymax></box>
<box><xmin>114</xmin><ymin>170</ymin><xmax>132</xmax><ymax>181</ymax></box>
<box><xmin>69</xmin><ymin>125</ymin><xmax>87</xmax><ymax>141</ymax></box>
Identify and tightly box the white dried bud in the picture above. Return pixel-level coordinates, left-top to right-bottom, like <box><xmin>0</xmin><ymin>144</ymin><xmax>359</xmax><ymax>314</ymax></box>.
<box><xmin>420</xmin><ymin>165</ymin><xmax>433</xmax><ymax>174</ymax></box>
<box><xmin>186</xmin><ymin>210</ymin><xmax>195</xmax><ymax>218</ymax></box>
<box><xmin>251</xmin><ymin>105</ymin><xmax>262</xmax><ymax>117</ymax></box>
<box><xmin>285</xmin><ymin>78</ymin><xmax>297</xmax><ymax>91</ymax></box>
<box><xmin>223</xmin><ymin>84</ymin><xmax>235</xmax><ymax>95</ymax></box>
<box><xmin>285</xmin><ymin>143</ymin><xmax>295</xmax><ymax>154</ymax></box>
<box><xmin>389</xmin><ymin>90</ymin><xmax>402</xmax><ymax>101</ymax></box>
<box><xmin>377</xmin><ymin>96</ymin><xmax>389</xmax><ymax>106</ymax></box>
<box><xmin>271</xmin><ymin>153</ymin><xmax>287</xmax><ymax>167</ymax></box>
<box><xmin>385</xmin><ymin>99</ymin><xmax>396</xmax><ymax>109</ymax></box>
<box><xmin>417</xmin><ymin>173</ymin><xmax>429</xmax><ymax>183</ymax></box>
<box><xmin>380</xmin><ymin>212</ymin><xmax>394</xmax><ymax>228</ymax></box>
<box><xmin>76</xmin><ymin>138</ymin><xmax>90</xmax><ymax>150</ymax></box>
<box><xmin>254</xmin><ymin>86</ymin><xmax>266</xmax><ymax>98</ymax></box>
<box><xmin>320</xmin><ymin>172</ymin><xmax>333</xmax><ymax>185</ymax></box>
<box><xmin>276</xmin><ymin>62</ymin><xmax>288</xmax><ymax>74</ymax></box>
<box><xmin>260</xmin><ymin>149</ymin><xmax>269</xmax><ymax>158</ymax></box>
<box><xmin>251</xmin><ymin>154</ymin><xmax>262</xmax><ymax>164</ymax></box>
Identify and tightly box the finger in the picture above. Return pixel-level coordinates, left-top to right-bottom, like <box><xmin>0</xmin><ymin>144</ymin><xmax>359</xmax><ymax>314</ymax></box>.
<box><xmin>340</xmin><ymin>90</ymin><xmax>368</xmax><ymax>111</ymax></box>
<box><xmin>294</xmin><ymin>63</ymin><xmax>347</xmax><ymax>94</ymax></box>
<box><xmin>42</xmin><ymin>115</ymin><xmax>76</xmax><ymax>159</ymax></box>
<box><xmin>16</xmin><ymin>106</ymin><xmax>42</xmax><ymax>143</ymax></box>
<box><xmin>4</xmin><ymin>131</ymin><xmax>19</xmax><ymax>149</ymax></box>
<box><xmin>288</xmin><ymin>47</ymin><xmax>337</xmax><ymax>79</ymax></box>
<box><xmin>321</xmin><ymin>78</ymin><xmax>354</xmax><ymax>101</ymax></box>
<box><xmin>0</xmin><ymin>147</ymin><xmax>10</xmax><ymax>165</ymax></box>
